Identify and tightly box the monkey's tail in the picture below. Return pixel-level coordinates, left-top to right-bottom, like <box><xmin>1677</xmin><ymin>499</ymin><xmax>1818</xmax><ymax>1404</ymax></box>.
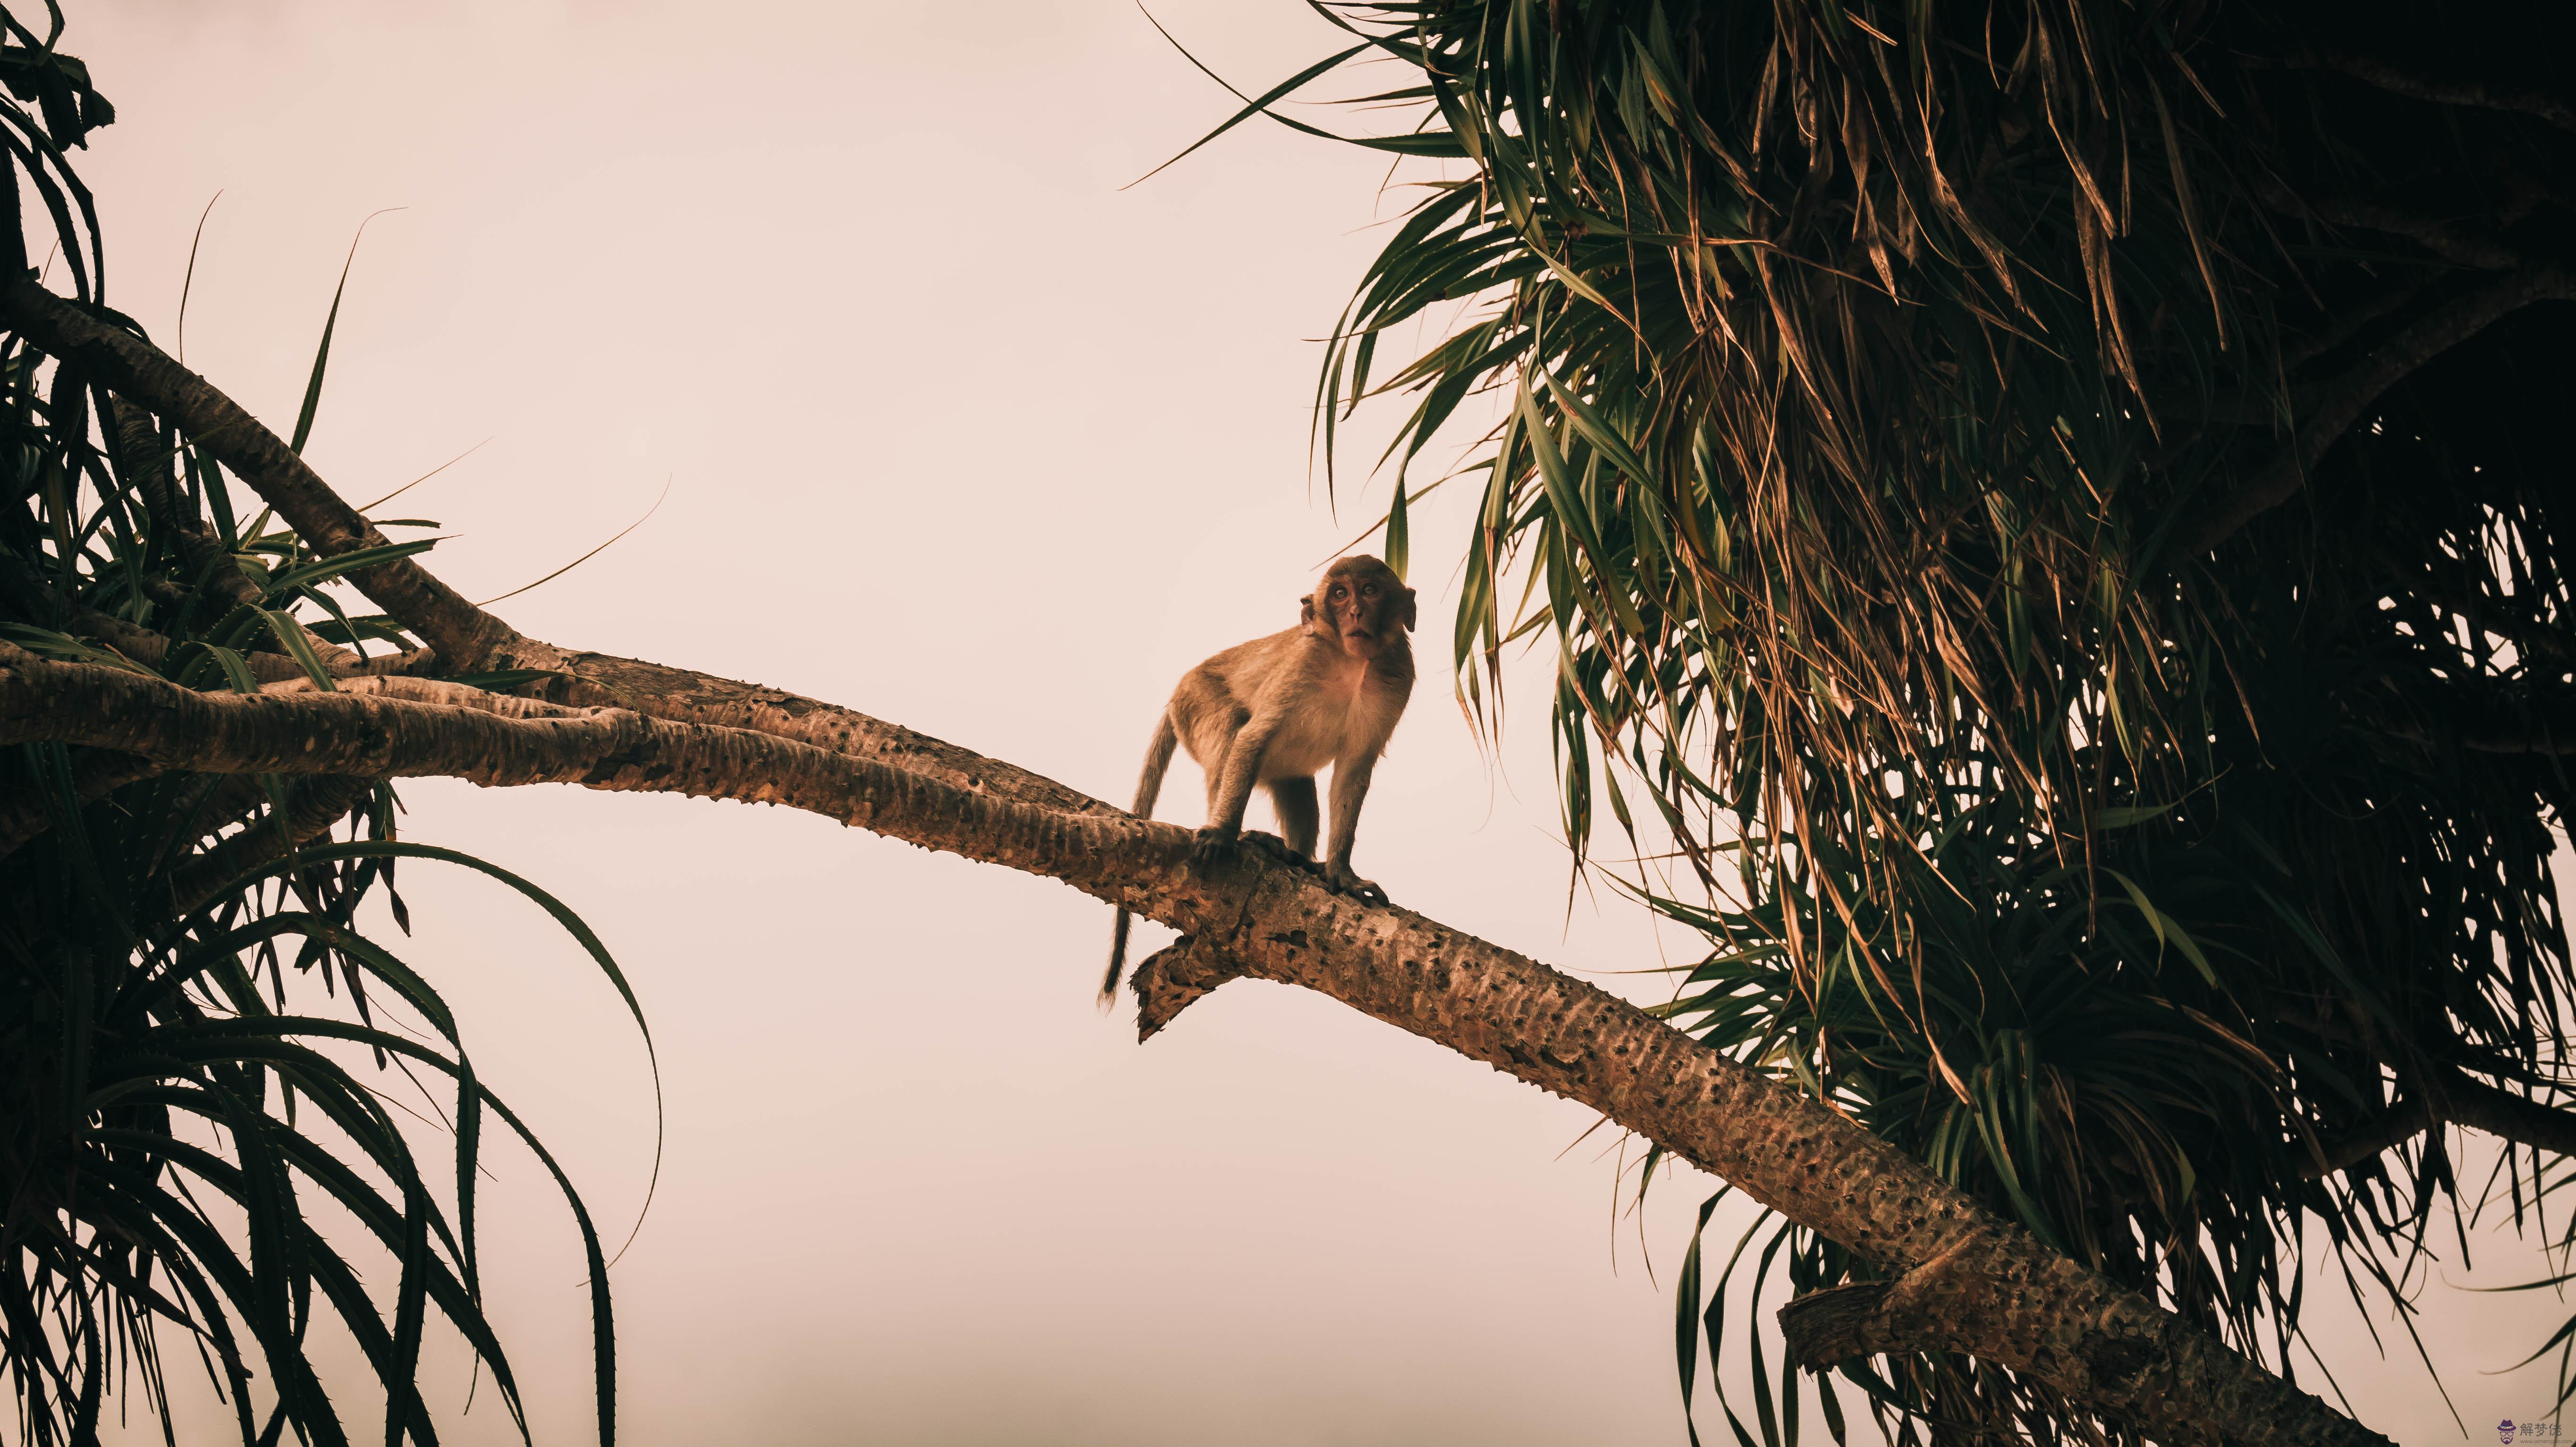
<box><xmin>1101</xmin><ymin>710</ymin><xmax>1180</xmax><ymax>1004</ymax></box>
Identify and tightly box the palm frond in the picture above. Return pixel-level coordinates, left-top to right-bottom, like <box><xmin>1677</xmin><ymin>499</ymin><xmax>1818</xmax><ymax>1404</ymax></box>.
<box><xmin>1249</xmin><ymin>2</ymin><xmax>2576</xmax><ymax>1438</ymax></box>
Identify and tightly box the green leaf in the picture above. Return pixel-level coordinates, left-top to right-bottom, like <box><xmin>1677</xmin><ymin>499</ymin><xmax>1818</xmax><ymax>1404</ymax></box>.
<box><xmin>290</xmin><ymin>208</ymin><xmax>403</xmax><ymax>455</ymax></box>
<box><xmin>2104</xmin><ymin>869</ymin><xmax>2217</xmax><ymax>986</ymax></box>
<box><xmin>257</xmin><ymin>608</ymin><xmax>336</xmax><ymax>689</ymax></box>
<box><xmin>264</xmin><ymin>536</ymin><xmax>441</xmax><ymax>595</ymax></box>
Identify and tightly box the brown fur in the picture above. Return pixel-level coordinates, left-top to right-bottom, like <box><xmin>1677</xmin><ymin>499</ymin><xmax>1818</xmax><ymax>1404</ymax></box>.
<box><xmin>1102</xmin><ymin>555</ymin><xmax>1418</xmax><ymax>1001</ymax></box>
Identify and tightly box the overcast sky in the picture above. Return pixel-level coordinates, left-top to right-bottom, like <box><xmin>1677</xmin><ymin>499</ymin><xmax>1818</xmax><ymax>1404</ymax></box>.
<box><xmin>68</xmin><ymin>3</ymin><xmax>2572</xmax><ymax>1443</ymax></box>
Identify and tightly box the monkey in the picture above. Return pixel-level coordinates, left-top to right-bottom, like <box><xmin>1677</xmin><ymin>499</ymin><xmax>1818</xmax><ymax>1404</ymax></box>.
<box><xmin>1101</xmin><ymin>554</ymin><xmax>1418</xmax><ymax>1002</ymax></box>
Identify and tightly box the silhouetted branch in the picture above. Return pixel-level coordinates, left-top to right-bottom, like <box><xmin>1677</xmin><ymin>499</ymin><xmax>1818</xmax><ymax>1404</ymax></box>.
<box><xmin>2286</xmin><ymin>52</ymin><xmax>2576</xmax><ymax>134</ymax></box>
<box><xmin>2300</xmin><ymin>1069</ymin><xmax>2576</xmax><ymax>1180</ymax></box>
<box><xmin>2299</xmin><ymin>198</ymin><xmax>2526</xmax><ymax>271</ymax></box>
<box><xmin>2304</xmin><ymin>1100</ymin><xmax>2433</xmax><ymax>1180</ymax></box>
<box><xmin>2186</xmin><ymin>267</ymin><xmax>2576</xmax><ymax>553</ymax></box>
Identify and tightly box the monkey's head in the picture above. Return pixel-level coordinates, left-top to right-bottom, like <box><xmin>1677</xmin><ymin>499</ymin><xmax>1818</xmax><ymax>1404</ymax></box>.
<box><xmin>1302</xmin><ymin>554</ymin><xmax>1416</xmax><ymax>660</ymax></box>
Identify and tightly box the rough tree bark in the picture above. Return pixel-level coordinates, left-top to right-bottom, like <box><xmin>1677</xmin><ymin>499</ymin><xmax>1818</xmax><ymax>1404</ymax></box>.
<box><xmin>0</xmin><ymin>282</ymin><xmax>2391</xmax><ymax>1447</ymax></box>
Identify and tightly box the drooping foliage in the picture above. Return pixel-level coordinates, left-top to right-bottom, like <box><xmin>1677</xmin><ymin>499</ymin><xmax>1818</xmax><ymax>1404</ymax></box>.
<box><xmin>0</xmin><ymin>12</ymin><xmax>639</xmax><ymax>1444</ymax></box>
<box><xmin>1220</xmin><ymin>1</ymin><xmax>2576</xmax><ymax>1439</ymax></box>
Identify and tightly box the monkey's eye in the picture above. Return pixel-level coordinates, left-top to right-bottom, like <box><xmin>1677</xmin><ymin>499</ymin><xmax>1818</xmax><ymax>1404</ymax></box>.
<box><xmin>1362</xmin><ymin>584</ymin><xmax>1379</xmax><ymax>597</ymax></box>
<box><xmin>1331</xmin><ymin>585</ymin><xmax>1347</xmax><ymax>598</ymax></box>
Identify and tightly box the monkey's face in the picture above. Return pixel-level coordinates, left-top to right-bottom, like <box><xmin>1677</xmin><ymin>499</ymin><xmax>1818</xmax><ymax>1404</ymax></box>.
<box><xmin>1308</xmin><ymin>557</ymin><xmax>1417</xmax><ymax>660</ymax></box>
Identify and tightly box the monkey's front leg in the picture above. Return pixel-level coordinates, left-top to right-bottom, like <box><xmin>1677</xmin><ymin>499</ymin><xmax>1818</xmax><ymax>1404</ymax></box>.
<box><xmin>1322</xmin><ymin>753</ymin><xmax>1389</xmax><ymax>905</ymax></box>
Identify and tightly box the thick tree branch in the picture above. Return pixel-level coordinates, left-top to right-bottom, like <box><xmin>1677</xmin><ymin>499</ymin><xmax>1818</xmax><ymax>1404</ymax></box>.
<box><xmin>2281</xmin><ymin>282</ymin><xmax>2429</xmax><ymax>370</ymax></box>
<box><xmin>0</xmin><ymin>544</ymin><xmax>437</xmax><ymax>684</ymax></box>
<box><xmin>103</xmin><ymin>394</ymin><xmax>260</xmax><ymax>608</ymax></box>
<box><xmin>89</xmin><ymin>622</ymin><xmax>434</xmax><ymax>682</ymax></box>
<box><xmin>0</xmin><ymin>642</ymin><xmax>2385</xmax><ymax>1447</ymax></box>
<box><xmin>2298</xmin><ymin>1068</ymin><xmax>2576</xmax><ymax>1181</ymax></box>
<box><xmin>166</xmin><ymin>773</ymin><xmax>376</xmax><ymax>917</ymax></box>
<box><xmin>2185</xmin><ymin>268</ymin><xmax>2576</xmax><ymax>553</ymax></box>
<box><xmin>2436</xmin><ymin>1069</ymin><xmax>2576</xmax><ymax>1158</ymax></box>
<box><xmin>2303</xmin><ymin>1100</ymin><xmax>2434</xmax><ymax>1180</ymax></box>
<box><xmin>2298</xmin><ymin>198</ymin><xmax>2528</xmax><ymax>272</ymax></box>
<box><xmin>1779</xmin><ymin>1234</ymin><xmax>1990</xmax><ymax>1368</ymax></box>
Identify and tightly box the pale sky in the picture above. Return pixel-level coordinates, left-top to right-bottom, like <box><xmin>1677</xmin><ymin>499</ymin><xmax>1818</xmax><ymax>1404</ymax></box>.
<box><xmin>68</xmin><ymin>4</ymin><xmax>2572</xmax><ymax>1443</ymax></box>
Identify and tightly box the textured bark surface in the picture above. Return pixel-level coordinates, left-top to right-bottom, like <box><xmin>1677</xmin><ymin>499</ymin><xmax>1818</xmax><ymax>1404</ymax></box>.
<box><xmin>0</xmin><ymin>545</ymin><xmax>417</xmax><ymax>686</ymax></box>
<box><xmin>0</xmin><ymin>641</ymin><xmax>2385</xmax><ymax>1447</ymax></box>
<box><xmin>1129</xmin><ymin>933</ymin><xmax>1246</xmax><ymax>1040</ymax></box>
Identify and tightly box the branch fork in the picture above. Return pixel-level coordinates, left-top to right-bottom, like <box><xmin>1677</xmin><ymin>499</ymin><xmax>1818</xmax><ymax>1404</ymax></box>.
<box><xmin>1130</xmin><ymin>931</ymin><xmax>1250</xmax><ymax>1040</ymax></box>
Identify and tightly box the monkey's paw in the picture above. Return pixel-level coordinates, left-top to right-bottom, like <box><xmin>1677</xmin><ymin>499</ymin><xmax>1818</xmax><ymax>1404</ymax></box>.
<box><xmin>1323</xmin><ymin>865</ymin><xmax>1390</xmax><ymax>907</ymax></box>
<box><xmin>1237</xmin><ymin>831</ymin><xmax>1319</xmax><ymax>871</ymax></box>
<box><xmin>1193</xmin><ymin>827</ymin><xmax>1322</xmax><ymax>873</ymax></box>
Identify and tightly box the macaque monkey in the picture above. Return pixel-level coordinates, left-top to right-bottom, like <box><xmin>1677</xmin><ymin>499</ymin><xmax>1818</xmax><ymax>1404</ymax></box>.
<box><xmin>1101</xmin><ymin>554</ymin><xmax>1418</xmax><ymax>1001</ymax></box>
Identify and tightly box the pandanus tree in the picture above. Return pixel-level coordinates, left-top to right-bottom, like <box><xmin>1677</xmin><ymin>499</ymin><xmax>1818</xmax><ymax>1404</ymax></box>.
<box><xmin>1230</xmin><ymin>0</ymin><xmax>2576</xmax><ymax>1441</ymax></box>
<box><xmin>0</xmin><ymin>18</ymin><xmax>641</xmax><ymax>1447</ymax></box>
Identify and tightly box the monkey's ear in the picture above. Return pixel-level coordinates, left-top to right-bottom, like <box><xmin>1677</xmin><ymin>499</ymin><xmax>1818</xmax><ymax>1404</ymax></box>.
<box><xmin>1402</xmin><ymin>587</ymin><xmax>1418</xmax><ymax>632</ymax></box>
<box><xmin>1300</xmin><ymin>595</ymin><xmax>1318</xmax><ymax>630</ymax></box>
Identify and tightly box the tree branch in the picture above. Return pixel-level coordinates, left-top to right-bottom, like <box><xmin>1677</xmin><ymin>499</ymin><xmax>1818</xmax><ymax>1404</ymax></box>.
<box><xmin>2378</xmin><ymin>692</ymin><xmax>2576</xmax><ymax>755</ymax></box>
<box><xmin>1779</xmin><ymin>1234</ymin><xmax>1990</xmax><ymax>1368</ymax></box>
<box><xmin>166</xmin><ymin>773</ymin><xmax>377</xmax><ymax>917</ymax></box>
<box><xmin>2435</xmin><ymin>1068</ymin><xmax>2576</xmax><ymax>1158</ymax></box>
<box><xmin>0</xmin><ymin>641</ymin><xmax>2387</xmax><ymax>1447</ymax></box>
<box><xmin>2281</xmin><ymin>281</ymin><xmax>2430</xmax><ymax>370</ymax></box>
<box><xmin>1129</xmin><ymin>932</ymin><xmax>1247</xmax><ymax>1040</ymax></box>
<box><xmin>2298</xmin><ymin>1067</ymin><xmax>2576</xmax><ymax>1181</ymax></box>
<box><xmin>2298</xmin><ymin>198</ymin><xmax>2527</xmax><ymax>272</ymax></box>
<box><xmin>2457</xmin><ymin>723</ymin><xmax>2576</xmax><ymax>756</ymax></box>
<box><xmin>103</xmin><ymin>393</ymin><xmax>259</xmax><ymax>608</ymax></box>
<box><xmin>2286</xmin><ymin>52</ymin><xmax>2576</xmax><ymax>135</ymax></box>
<box><xmin>2184</xmin><ymin>267</ymin><xmax>2576</xmax><ymax>553</ymax></box>
<box><xmin>0</xmin><ymin>281</ymin><xmax>524</xmax><ymax>671</ymax></box>
<box><xmin>2303</xmin><ymin>1100</ymin><xmax>2434</xmax><ymax>1180</ymax></box>
<box><xmin>0</xmin><ymin>544</ymin><xmax>437</xmax><ymax>685</ymax></box>
<box><xmin>0</xmin><ymin>745</ymin><xmax>161</xmax><ymax>856</ymax></box>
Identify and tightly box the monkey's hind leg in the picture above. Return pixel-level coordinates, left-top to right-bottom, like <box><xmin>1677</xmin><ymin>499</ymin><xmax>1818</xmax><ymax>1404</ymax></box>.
<box><xmin>1194</xmin><ymin>707</ymin><xmax>1271</xmax><ymax>861</ymax></box>
<box><xmin>1189</xmin><ymin>704</ymin><xmax>1255</xmax><ymax>859</ymax></box>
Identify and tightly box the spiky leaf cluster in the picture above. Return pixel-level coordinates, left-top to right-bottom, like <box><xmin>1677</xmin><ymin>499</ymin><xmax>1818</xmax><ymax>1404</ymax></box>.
<box><xmin>0</xmin><ymin>13</ymin><xmax>637</xmax><ymax>1444</ymax></box>
<box><xmin>1278</xmin><ymin>2</ymin><xmax>2576</xmax><ymax>1438</ymax></box>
